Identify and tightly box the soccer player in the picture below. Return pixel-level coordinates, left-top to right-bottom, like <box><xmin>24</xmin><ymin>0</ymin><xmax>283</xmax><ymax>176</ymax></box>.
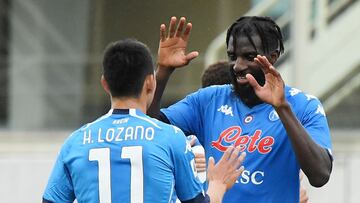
<box><xmin>148</xmin><ymin>16</ymin><xmax>333</xmax><ymax>202</ymax></box>
<box><xmin>42</xmin><ymin>39</ymin><xmax>246</xmax><ymax>203</ymax></box>
<box><xmin>200</xmin><ymin>60</ymin><xmax>309</xmax><ymax>203</ymax></box>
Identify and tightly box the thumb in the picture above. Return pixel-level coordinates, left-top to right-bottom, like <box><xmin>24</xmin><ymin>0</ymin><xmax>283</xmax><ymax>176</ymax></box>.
<box><xmin>246</xmin><ymin>73</ymin><xmax>261</xmax><ymax>91</ymax></box>
<box><xmin>185</xmin><ymin>51</ymin><xmax>199</xmax><ymax>63</ymax></box>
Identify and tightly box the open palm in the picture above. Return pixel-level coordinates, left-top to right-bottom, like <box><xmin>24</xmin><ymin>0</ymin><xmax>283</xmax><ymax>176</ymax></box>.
<box><xmin>158</xmin><ymin>17</ymin><xmax>199</xmax><ymax>68</ymax></box>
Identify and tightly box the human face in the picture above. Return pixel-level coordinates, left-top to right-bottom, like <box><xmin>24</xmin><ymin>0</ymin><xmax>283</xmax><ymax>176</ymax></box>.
<box><xmin>227</xmin><ymin>34</ymin><xmax>267</xmax><ymax>106</ymax></box>
<box><xmin>227</xmin><ymin>34</ymin><xmax>267</xmax><ymax>87</ymax></box>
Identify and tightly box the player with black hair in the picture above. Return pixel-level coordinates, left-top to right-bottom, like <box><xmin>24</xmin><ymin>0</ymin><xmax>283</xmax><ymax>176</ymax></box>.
<box><xmin>200</xmin><ymin>60</ymin><xmax>309</xmax><ymax>203</ymax></box>
<box><xmin>148</xmin><ymin>16</ymin><xmax>332</xmax><ymax>203</ymax></box>
<box><xmin>42</xmin><ymin>38</ymin><xmax>246</xmax><ymax>203</ymax></box>
<box><xmin>201</xmin><ymin>61</ymin><xmax>232</xmax><ymax>88</ymax></box>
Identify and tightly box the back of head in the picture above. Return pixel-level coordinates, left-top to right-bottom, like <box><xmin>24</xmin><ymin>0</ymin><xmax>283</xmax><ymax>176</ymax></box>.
<box><xmin>226</xmin><ymin>16</ymin><xmax>284</xmax><ymax>55</ymax></box>
<box><xmin>102</xmin><ymin>38</ymin><xmax>154</xmax><ymax>98</ymax></box>
<box><xmin>201</xmin><ymin>60</ymin><xmax>232</xmax><ymax>88</ymax></box>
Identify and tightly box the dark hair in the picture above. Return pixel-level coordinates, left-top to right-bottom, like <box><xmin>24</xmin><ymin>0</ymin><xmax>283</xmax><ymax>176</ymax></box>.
<box><xmin>226</xmin><ymin>16</ymin><xmax>284</xmax><ymax>55</ymax></box>
<box><xmin>102</xmin><ymin>38</ymin><xmax>154</xmax><ymax>98</ymax></box>
<box><xmin>201</xmin><ymin>61</ymin><xmax>232</xmax><ymax>88</ymax></box>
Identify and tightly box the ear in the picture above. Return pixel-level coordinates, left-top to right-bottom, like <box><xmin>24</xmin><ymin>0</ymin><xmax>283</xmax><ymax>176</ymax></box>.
<box><xmin>144</xmin><ymin>74</ymin><xmax>156</xmax><ymax>94</ymax></box>
<box><xmin>268</xmin><ymin>51</ymin><xmax>279</xmax><ymax>65</ymax></box>
<box><xmin>101</xmin><ymin>75</ymin><xmax>111</xmax><ymax>95</ymax></box>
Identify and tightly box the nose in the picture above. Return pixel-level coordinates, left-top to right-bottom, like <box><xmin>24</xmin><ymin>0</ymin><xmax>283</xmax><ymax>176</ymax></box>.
<box><xmin>233</xmin><ymin>57</ymin><xmax>247</xmax><ymax>72</ymax></box>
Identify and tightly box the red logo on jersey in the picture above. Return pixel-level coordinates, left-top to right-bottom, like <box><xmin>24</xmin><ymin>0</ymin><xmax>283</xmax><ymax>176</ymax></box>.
<box><xmin>211</xmin><ymin>126</ymin><xmax>274</xmax><ymax>154</ymax></box>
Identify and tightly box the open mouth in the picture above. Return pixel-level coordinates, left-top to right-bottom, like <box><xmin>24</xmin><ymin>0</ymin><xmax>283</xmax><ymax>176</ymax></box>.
<box><xmin>234</xmin><ymin>71</ymin><xmax>249</xmax><ymax>84</ymax></box>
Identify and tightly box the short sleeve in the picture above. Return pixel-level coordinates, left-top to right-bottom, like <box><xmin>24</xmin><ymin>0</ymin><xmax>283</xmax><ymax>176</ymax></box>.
<box><xmin>161</xmin><ymin>87</ymin><xmax>219</xmax><ymax>141</ymax></box>
<box><xmin>301</xmin><ymin>98</ymin><xmax>332</xmax><ymax>152</ymax></box>
<box><xmin>170</xmin><ymin>127</ymin><xmax>203</xmax><ymax>201</ymax></box>
<box><xmin>43</xmin><ymin>145</ymin><xmax>75</xmax><ymax>203</ymax></box>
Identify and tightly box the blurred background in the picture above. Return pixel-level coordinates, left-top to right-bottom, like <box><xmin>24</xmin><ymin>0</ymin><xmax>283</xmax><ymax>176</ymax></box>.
<box><xmin>0</xmin><ymin>0</ymin><xmax>359</xmax><ymax>202</ymax></box>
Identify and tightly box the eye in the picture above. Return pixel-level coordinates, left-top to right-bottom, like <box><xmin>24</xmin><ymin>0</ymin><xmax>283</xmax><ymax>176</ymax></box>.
<box><xmin>227</xmin><ymin>53</ymin><xmax>237</xmax><ymax>61</ymax></box>
<box><xmin>245</xmin><ymin>54</ymin><xmax>256</xmax><ymax>61</ymax></box>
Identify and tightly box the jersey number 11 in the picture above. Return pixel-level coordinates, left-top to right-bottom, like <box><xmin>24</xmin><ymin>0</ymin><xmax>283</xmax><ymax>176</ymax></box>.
<box><xmin>89</xmin><ymin>146</ymin><xmax>143</xmax><ymax>203</ymax></box>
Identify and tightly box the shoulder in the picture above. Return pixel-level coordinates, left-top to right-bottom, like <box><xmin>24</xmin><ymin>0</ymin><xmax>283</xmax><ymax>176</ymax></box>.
<box><xmin>189</xmin><ymin>84</ymin><xmax>233</xmax><ymax>101</ymax></box>
<box><xmin>286</xmin><ymin>86</ymin><xmax>321</xmax><ymax>102</ymax></box>
<box><xmin>198</xmin><ymin>84</ymin><xmax>232</xmax><ymax>95</ymax></box>
<box><xmin>285</xmin><ymin>86</ymin><xmax>326</xmax><ymax>115</ymax></box>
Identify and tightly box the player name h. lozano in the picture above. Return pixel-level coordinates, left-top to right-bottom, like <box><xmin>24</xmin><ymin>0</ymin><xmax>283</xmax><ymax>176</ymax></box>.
<box><xmin>211</xmin><ymin>126</ymin><xmax>274</xmax><ymax>154</ymax></box>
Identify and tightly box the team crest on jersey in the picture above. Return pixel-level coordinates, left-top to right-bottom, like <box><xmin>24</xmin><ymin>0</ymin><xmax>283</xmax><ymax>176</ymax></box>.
<box><xmin>268</xmin><ymin>110</ymin><xmax>279</xmax><ymax>121</ymax></box>
<box><xmin>217</xmin><ymin>105</ymin><xmax>234</xmax><ymax>116</ymax></box>
<box><xmin>244</xmin><ymin>115</ymin><xmax>253</xmax><ymax>123</ymax></box>
<box><xmin>211</xmin><ymin>126</ymin><xmax>274</xmax><ymax>154</ymax></box>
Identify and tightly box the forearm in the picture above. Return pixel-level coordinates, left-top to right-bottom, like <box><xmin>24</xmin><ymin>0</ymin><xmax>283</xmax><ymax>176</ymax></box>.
<box><xmin>147</xmin><ymin>66</ymin><xmax>175</xmax><ymax>118</ymax></box>
<box><xmin>275</xmin><ymin>102</ymin><xmax>332</xmax><ymax>187</ymax></box>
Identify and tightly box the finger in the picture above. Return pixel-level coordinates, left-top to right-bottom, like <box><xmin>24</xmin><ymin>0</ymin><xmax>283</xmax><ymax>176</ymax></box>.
<box><xmin>169</xmin><ymin>16</ymin><xmax>177</xmax><ymax>37</ymax></box>
<box><xmin>159</xmin><ymin>24</ymin><xmax>166</xmax><ymax>42</ymax></box>
<box><xmin>175</xmin><ymin>17</ymin><xmax>186</xmax><ymax>37</ymax></box>
<box><xmin>234</xmin><ymin>152</ymin><xmax>246</xmax><ymax>169</ymax></box>
<box><xmin>194</xmin><ymin>157</ymin><xmax>206</xmax><ymax>164</ymax></box>
<box><xmin>195</xmin><ymin>163</ymin><xmax>207</xmax><ymax>171</ymax></box>
<box><xmin>207</xmin><ymin>156</ymin><xmax>215</xmax><ymax>174</ymax></box>
<box><xmin>255</xmin><ymin>56</ymin><xmax>280</xmax><ymax>77</ymax></box>
<box><xmin>246</xmin><ymin>73</ymin><xmax>262</xmax><ymax>91</ymax></box>
<box><xmin>254</xmin><ymin>56</ymin><xmax>270</xmax><ymax>73</ymax></box>
<box><xmin>234</xmin><ymin>166</ymin><xmax>245</xmax><ymax>178</ymax></box>
<box><xmin>226</xmin><ymin>166</ymin><xmax>245</xmax><ymax>187</ymax></box>
<box><xmin>185</xmin><ymin>51</ymin><xmax>199</xmax><ymax>63</ymax></box>
<box><xmin>235</xmin><ymin>166</ymin><xmax>245</xmax><ymax>178</ymax></box>
<box><xmin>228</xmin><ymin>145</ymin><xmax>240</xmax><ymax>162</ymax></box>
<box><xmin>219</xmin><ymin>146</ymin><xmax>234</xmax><ymax>163</ymax></box>
<box><xmin>189</xmin><ymin>136</ymin><xmax>196</xmax><ymax>147</ymax></box>
<box><xmin>194</xmin><ymin>153</ymin><xmax>205</xmax><ymax>159</ymax></box>
<box><xmin>182</xmin><ymin>23</ymin><xmax>192</xmax><ymax>41</ymax></box>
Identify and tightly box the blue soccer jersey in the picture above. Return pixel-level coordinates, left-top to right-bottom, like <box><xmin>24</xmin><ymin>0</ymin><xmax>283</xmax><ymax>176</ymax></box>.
<box><xmin>43</xmin><ymin>109</ymin><xmax>203</xmax><ymax>203</ymax></box>
<box><xmin>161</xmin><ymin>85</ymin><xmax>332</xmax><ymax>203</ymax></box>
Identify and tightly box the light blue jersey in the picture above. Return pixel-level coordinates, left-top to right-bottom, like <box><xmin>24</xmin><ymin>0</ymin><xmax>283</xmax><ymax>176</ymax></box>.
<box><xmin>43</xmin><ymin>109</ymin><xmax>202</xmax><ymax>203</ymax></box>
<box><xmin>162</xmin><ymin>85</ymin><xmax>332</xmax><ymax>203</ymax></box>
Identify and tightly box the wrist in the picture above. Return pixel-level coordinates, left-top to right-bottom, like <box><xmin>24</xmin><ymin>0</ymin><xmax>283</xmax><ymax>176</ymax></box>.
<box><xmin>274</xmin><ymin>101</ymin><xmax>290</xmax><ymax>112</ymax></box>
<box><xmin>156</xmin><ymin>65</ymin><xmax>175</xmax><ymax>75</ymax></box>
<box><xmin>206</xmin><ymin>181</ymin><xmax>226</xmax><ymax>202</ymax></box>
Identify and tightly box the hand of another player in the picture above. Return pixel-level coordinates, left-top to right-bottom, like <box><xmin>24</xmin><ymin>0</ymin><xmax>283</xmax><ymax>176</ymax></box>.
<box><xmin>189</xmin><ymin>136</ymin><xmax>206</xmax><ymax>172</ymax></box>
<box><xmin>299</xmin><ymin>171</ymin><xmax>309</xmax><ymax>203</ymax></box>
<box><xmin>158</xmin><ymin>16</ymin><xmax>199</xmax><ymax>69</ymax></box>
<box><xmin>246</xmin><ymin>55</ymin><xmax>286</xmax><ymax>108</ymax></box>
<box><xmin>207</xmin><ymin>146</ymin><xmax>246</xmax><ymax>190</ymax></box>
<box><xmin>194</xmin><ymin>153</ymin><xmax>206</xmax><ymax>172</ymax></box>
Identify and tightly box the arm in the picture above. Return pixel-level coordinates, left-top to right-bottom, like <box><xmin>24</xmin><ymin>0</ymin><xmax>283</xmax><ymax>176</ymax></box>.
<box><xmin>147</xmin><ymin>16</ymin><xmax>199</xmax><ymax>118</ymax></box>
<box><xmin>247</xmin><ymin>55</ymin><xmax>332</xmax><ymax>187</ymax></box>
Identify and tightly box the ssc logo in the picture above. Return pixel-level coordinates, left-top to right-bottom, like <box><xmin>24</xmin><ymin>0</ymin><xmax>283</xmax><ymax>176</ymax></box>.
<box><xmin>268</xmin><ymin>110</ymin><xmax>279</xmax><ymax>121</ymax></box>
<box><xmin>244</xmin><ymin>115</ymin><xmax>253</xmax><ymax>123</ymax></box>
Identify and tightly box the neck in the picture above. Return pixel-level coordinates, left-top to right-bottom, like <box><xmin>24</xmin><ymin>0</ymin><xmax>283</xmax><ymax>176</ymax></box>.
<box><xmin>111</xmin><ymin>96</ymin><xmax>147</xmax><ymax>113</ymax></box>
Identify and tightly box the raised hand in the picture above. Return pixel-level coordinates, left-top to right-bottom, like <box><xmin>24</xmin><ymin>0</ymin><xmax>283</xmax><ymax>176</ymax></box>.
<box><xmin>246</xmin><ymin>55</ymin><xmax>286</xmax><ymax>108</ymax></box>
<box><xmin>207</xmin><ymin>146</ymin><xmax>246</xmax><ymax>190</ymax></box>
<box><xmin>158</xmin><ymin>16</ymin><xmax>199</xmax><ymax>69</ymax></box>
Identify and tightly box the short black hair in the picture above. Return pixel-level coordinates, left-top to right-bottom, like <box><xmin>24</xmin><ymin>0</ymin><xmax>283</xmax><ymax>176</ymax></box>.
<box><xmin>226</xmin><ymin>16</ymin><xmax>284</xmax><ymax>55</ymax></box>
<box><xmin>201</xmin><ymin>61</ymin><xmax>232</xmax><ymax>88</ymax></box>
<box><xmin>102</xmin><ymin>38</ymin><xmax>154</xmax><ymax>98</ymax></box>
